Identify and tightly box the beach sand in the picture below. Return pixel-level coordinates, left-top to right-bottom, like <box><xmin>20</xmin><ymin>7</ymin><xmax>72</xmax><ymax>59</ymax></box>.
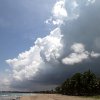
<box><xmin>20</xmin><ymin>94</ymin><xmax>97</xmax><ymax>100</ymax></box>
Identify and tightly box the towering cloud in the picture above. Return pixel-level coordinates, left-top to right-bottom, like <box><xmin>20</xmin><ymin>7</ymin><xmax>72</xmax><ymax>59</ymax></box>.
<box><xmin>6</xmin><ymin>28</ymin><xmax>63</xmax><ymax>81</ymax></box>
<box><xmin>5</xmin><ymin>0</ymin><xmax>100</xmax><ymax>90</ymax></box>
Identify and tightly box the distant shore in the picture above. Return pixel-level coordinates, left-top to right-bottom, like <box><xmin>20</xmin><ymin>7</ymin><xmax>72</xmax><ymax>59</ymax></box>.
<box><xmin>20</xmin><ymin>94</ymin><xmax>96</xmax><ymax>100</ymax></box>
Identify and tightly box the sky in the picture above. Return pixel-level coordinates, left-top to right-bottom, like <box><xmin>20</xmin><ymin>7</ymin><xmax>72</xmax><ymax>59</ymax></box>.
<box><xmin>0</xmin><ymin>0</ymin><xmax>100</xmax><ymax>91</ymax></box>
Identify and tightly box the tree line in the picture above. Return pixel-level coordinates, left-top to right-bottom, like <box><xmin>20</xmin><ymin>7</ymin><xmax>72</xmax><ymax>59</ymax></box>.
<box><xmin>55</xmin><ymin>70</ymin><xmax>100</xmax><ymax>96</ymax></box>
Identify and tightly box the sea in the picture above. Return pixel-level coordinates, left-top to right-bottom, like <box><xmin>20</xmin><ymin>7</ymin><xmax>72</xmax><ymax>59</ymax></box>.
<box><xmin>0</xmin><ymin>92</ymin><xmax>35</xmax><ymax>100</ymax></box>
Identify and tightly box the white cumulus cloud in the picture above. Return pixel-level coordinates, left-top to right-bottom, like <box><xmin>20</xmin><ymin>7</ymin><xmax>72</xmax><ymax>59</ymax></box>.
<box><xmin>45</xmin><ymin>0</ymin><xmax>80</xmax><ymax>26</ymax></box>
<box><xmin>52</xmin><ymin>0</ymin><xmax>67</xmax><ymax>18</ymax></box>
<box><xmin>6</xmin><ymin>28</ymin><xmax>63</xmax><ymax>81</ymax></box>
<box><xmin>91</xmin><ymin>51</ymin><xmax>100</xmax><ymax>58</ymax></box>
<box><xmin>87</xmin><ymin>0</ymin><xmax>96</xmax><ymax>5</ymax></box>
<box><xmin>62</xmin><ymin>43</ymin><xmax>100</xmax><ymax>65</ymax></box>
<box><xmin>45</xmin><ymin>0</ymin><xmax>67</xmax><ymax>26</ymax></box>
<box><xmin>45</xmin><ymin>0</ymin><xmax>96</xmax><ymax>26</ymax></box>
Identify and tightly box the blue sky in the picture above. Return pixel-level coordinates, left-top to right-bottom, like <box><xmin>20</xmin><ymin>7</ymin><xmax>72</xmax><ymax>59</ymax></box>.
<box><xmin>0</xmin><ymin>0</ymin><xmax>100</xmax><ymax>91</ymax></box>
<box><xmin>0</xmin><ymin>0</ymin><xmax>56</xmax><ymax>73</ymax></box>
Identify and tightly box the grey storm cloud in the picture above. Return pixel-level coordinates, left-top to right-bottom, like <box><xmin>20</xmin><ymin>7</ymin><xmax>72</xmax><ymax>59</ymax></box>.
<box><xmin>5</xmin><ymin>0</ymin><xmax>100</xmax><ymax>91</ymax></box>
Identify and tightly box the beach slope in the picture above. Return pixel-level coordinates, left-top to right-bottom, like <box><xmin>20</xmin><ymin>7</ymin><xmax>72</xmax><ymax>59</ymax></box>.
<box><xmin>20</xmin><ymin>94</ymin><xmax>96</xmax><ymax>100</ymax></box>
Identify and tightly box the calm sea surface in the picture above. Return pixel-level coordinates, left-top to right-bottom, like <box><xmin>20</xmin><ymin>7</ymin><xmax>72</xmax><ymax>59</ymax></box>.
<box><xmin>0</xmin><ymin>93</ymin><xmax>35</xmax><ymax>100</ymax></box>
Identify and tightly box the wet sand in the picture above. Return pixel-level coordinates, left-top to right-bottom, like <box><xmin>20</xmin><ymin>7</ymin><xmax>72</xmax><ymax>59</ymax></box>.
<box><xmin>20</xmin><ymin>94</ymin><xmax>97</xmax><ymax>100</ymax></box>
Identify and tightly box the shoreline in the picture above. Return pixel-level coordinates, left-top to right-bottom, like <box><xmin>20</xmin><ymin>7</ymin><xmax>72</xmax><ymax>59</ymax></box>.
<box><xmin>0</xmin><ymin>96</ymin><xmax>20</xmax><ymax>100</ymax></box>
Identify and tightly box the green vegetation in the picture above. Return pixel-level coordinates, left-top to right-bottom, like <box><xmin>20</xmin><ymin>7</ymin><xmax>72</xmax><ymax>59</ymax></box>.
<box><xmin>81</xmin><ymin>95</ymin><xmax>100</xmax><ymax>99</ymax></box>
<box><xmin>91</xmin><ymin>95</ymin><xmax>100</xmax><ymax>99</ymax></box>
<box><xmin>55</xmin><ymin>70</ymin><xmax>100</xmax><ymax>96</ymax></box>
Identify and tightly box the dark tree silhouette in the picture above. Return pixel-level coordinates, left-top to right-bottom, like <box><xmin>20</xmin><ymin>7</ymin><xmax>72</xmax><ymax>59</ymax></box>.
<box><xmin>55</xmin><ymin>70</ymin><xmax>100</xmax><ymax>96</ymax></box>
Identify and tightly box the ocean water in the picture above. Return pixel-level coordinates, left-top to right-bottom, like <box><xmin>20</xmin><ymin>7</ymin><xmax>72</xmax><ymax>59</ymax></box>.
<box><xmin>0</xmin><ymin>93</ymin><xmax>35</xmax><ymax>100</ymax></box>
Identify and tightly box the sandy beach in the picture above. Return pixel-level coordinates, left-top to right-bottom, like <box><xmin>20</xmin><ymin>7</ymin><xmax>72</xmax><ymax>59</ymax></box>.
<box><xmin>20</xmin><ymin>94</ymin><xmax>98</xmax><ymax>100</ymax></box>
